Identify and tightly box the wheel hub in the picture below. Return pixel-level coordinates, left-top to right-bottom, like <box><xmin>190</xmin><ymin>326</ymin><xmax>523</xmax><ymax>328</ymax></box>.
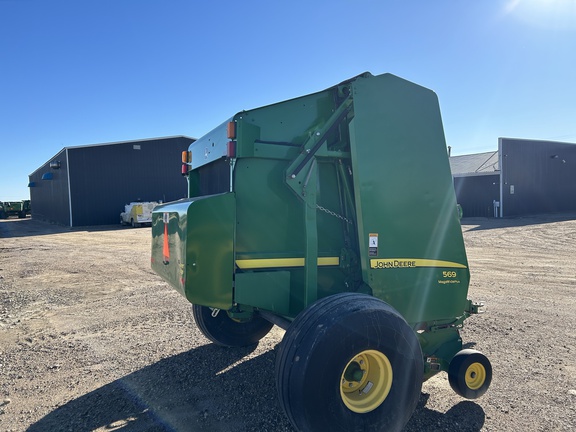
<box><xmin>340</xmin><ymin>350</ymin><xmax>393</xmax><ymax>413</ymax></box>
<box><xmin>465</xmin><ymin>362</ymin><xmax>486</xmax><ymax>390</ymax></box>
<box><xmin>344</xmin><ymin>361</ymin><xmax>365</xmax><ymax>382</ymax></box>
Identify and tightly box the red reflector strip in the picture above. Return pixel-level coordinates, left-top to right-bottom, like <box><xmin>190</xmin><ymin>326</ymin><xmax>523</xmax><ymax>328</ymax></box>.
<box><xmin>227</xmin><ymin>141</ymin><xmax>236</xmax><ymax>158</ymax></box>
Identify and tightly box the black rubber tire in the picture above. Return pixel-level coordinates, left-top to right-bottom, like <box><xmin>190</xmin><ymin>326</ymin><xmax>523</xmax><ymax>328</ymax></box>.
<box><xmin>192</xmin><ymin>305</ymin><xmax>273</xmax><ymax>347</ymax></box>
<box><xmin>275</xmin><ymin>293</ymin><xmax>423</xmax><ymax>432</ymax></box>
<box><xmin>448</xmin><ymin>349</ymin><xmax>492</xmax><ymax>399</ymax></box>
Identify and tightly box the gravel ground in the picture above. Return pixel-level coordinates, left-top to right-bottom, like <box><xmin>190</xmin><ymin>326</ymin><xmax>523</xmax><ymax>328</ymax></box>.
<box><xmin>0</xmin><ymin>215</ymin><xmax>575</xmax><ymax>431</ymax></box>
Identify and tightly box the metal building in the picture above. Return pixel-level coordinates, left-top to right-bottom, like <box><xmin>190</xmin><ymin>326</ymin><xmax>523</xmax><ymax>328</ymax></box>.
<box><xmin>28</xmin><ymin>136</ymin><xmax>194</xmax><ymax>227</ymax></box>
<box><xmin>450</xmin><ymin>138</ymin><xmax>576</xmax><ymax>217</ymax></box>
<box><xmin>451</xmin><ymin>151</ymin><xmax>500</xmax><ymax>218</ymax></box>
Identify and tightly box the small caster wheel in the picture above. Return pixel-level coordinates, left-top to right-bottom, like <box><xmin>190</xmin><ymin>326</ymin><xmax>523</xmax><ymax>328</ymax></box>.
<box><xmin>448</xmin><ymin>349</ymin><xmax>492</xmax><ymax>399</ymax></box>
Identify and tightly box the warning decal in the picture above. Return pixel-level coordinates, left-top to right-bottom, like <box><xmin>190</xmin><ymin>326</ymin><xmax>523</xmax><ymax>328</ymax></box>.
<box><xmin>368</xmin><ymin>233</ymin><xmax>378</xmax><ymax>257</ymax></box>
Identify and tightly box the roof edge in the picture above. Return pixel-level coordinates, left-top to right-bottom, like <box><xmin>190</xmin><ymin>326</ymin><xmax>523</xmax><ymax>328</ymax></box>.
<box><xmin>63</xmin><ymin>135</ymin><xmax>196</xmax><ymax>150</ymax></box>
<box><xmin>29</xmin><ymin>135</ymin><xmax>196</xmax><ymax>177</ymax></box>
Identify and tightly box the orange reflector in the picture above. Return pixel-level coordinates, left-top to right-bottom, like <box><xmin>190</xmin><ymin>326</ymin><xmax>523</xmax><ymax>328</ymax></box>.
<box><xmin>227</xmin><ymin>121</ymin><xmax>236</xmax><ymax>139</ymax></box>
<box><xmin>181</xmin><ymin>150</ymin><xmax>191</xmax><ymax>163</ymax></box>
<box><xmin>163</xmin><ymin>223</ymin><xmax>170</xmax><ymax>264</ymax></box>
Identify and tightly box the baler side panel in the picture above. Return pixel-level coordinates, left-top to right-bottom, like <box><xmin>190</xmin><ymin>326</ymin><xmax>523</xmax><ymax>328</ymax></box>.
<box><xmin>232</xmin><ymin>89</ymin><xmax>353</xmax><ymax>316</ymax></box>
<box><xmin>234</xmin><ymin>157</ymin><xmax>349</xmax><ymax>316</ymax></box>
<box><xmin>185</xmin><ymin>193</ymin><xmax>235</xmax><ymax>309</ymax></box>
<box><xmin>348</xmin><ymin>74</ymin><xmax>470</xmax><ymax>324</ymax></box>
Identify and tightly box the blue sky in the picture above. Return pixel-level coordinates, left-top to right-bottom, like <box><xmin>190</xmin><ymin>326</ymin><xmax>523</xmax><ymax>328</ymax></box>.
<box><xmin>1</xmin><ymin>0</ymin><xmax>575</xmax><ymax>201</ymax></box>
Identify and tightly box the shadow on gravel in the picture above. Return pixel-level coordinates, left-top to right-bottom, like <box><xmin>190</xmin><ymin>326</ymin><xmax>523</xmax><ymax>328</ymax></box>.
<box><xmin>461</xmin><ymin>212</ymin><xmax>576</xmax><ymax>232</ymax></box>
<box><xmin>406</xmin><ymin>395</ymin><xmax>485</xmax><ymax>431</ymax></box>
<box><xmin>0</xmin><ymin>218</ymin><xmax>135</xmax><ymax>239</ymax></box>
<box><xmin>28</xmin><ymin>342</ymin><xmax>486</xmax><ymax>432</ymax></box>
<box><xmin>28</xmin><ymin>344</ymin><xmax>289</xmax><ymax>432</ymax></box>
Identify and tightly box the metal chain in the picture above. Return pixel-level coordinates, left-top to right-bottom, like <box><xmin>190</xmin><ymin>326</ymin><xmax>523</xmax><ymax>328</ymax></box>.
<box><xmin>316</xmin><ymin>204</ymin><xmax>352</xmax><ymax>224</ymax></box>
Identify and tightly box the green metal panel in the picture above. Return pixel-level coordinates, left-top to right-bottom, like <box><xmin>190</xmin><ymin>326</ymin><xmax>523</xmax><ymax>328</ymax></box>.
<box><xmin>151</xmin><ymin>193</ymin><xmax>235</xmax><ymax>309</ymax></box>
<box><xmin>230</xmin><ymin>87</ymin><xmax>356</xmax><ymax>315</ymax></box>
<box><xmin>348</xmin><ymin>74</ymin><xmax>469</xmax><ymax>325</ymax></box>
<box><xmin>235</xmin><ymin>271</ymin><xmax>291</xmax><ymax>316</ymax></box>
<box><xmin>233</xmin><ymin>155</ymin><xmax>348</xmax><ymax>315</ymax></box>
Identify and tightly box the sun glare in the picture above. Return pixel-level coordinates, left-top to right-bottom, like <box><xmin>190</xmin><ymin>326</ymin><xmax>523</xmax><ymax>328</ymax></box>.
<box><xmin>504</xmin><ymin>0</ymin><xmax>576</xmax><ymax>30</ymax></box>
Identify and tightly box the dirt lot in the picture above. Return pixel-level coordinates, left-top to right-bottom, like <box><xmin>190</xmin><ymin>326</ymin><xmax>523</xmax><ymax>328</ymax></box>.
<box><xmin>1</xmin><ymin>215</ymin><xmax>575</xmax><ymax>431</ymax></box>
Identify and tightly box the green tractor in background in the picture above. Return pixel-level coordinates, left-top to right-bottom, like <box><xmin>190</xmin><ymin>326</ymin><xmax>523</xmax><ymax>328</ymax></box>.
<box><xmin>150</xmin><ymin>73</ymin><xmax>492</xmax><ymax>431</ymax></box>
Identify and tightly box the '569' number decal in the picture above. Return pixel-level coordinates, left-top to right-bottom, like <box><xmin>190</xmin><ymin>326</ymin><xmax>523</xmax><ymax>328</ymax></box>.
<box><xmin>443</xmin><ymin>271</ymin><xmax>457</xmax><ymax>278</ymax></box>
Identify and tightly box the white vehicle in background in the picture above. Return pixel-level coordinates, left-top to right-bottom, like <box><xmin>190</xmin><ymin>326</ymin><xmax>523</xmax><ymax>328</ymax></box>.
<box><xmin>120</xmin><ymin>201</ymin><xmax>159</xmax><ymax>227</ymax></box>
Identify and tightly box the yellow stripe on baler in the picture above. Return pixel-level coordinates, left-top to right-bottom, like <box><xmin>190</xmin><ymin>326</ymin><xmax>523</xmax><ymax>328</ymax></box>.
<box><xmin>236</xmin><ymin>257</ymin><xmax>339</xmax><ymax>269</ymax></box>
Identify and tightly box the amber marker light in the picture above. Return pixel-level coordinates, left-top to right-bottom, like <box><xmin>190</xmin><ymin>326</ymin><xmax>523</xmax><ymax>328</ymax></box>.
<box><xmin>181</xmin><ymin>150</ymin><xmax>191</xmax><ymax>163</ymax></box>
<box><xmin>227</xmin><ymin>121</ymin><xmax>236</xmax><ymax>139</ymax></box>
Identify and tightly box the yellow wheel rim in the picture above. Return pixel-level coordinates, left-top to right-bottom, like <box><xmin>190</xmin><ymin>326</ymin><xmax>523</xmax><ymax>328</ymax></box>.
<box><xmin>340</xmin><ymin>350</ymin><xmax>393</xmax><ymax>413</ymax></box>
<box><xmin>465</xmin><ymin>362</ymin><xmax>486</xmax><ymax>390</ymax></box>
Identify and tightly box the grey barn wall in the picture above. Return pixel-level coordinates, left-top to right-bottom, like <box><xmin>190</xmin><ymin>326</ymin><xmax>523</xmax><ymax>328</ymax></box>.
<box><xmin>28</xmin><ymin>136</ymin><xmax>194</xmax><ymax>227</ymax></box>
<box><xmin>453</xmin><ymin>174</ymin><xmax>500</xmax><ymax>218</ymax></box>
<box><xmin>28</xmin><ymin>149</ymin><xmax>71</xmax><ymax>225</ymax></box>
<box><xmin>67</xmin><ymin>137</ymin><xmax>192</xmax><ymax>226</ymax></box>
<box><xmin>500</xmin><ymin>138</ymin><xmax>576</xmax><ymax>217</ymax></box>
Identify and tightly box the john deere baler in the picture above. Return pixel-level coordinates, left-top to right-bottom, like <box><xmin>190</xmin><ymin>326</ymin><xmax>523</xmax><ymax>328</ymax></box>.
<box><xmin>151</xmin><ymin>73</ymin><xmax>491</xmax><ymax>432</ymax></box>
